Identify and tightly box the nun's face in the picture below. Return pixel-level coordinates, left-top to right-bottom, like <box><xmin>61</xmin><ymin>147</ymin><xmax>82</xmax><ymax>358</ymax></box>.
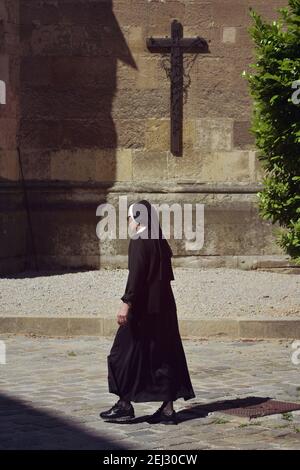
<box><xmin>128</xmin><ymin>216</ymin><xmax>139</xmax><ymax>235</ymax></box>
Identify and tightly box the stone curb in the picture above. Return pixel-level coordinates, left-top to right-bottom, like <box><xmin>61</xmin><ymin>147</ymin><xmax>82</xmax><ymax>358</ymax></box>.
<box><xmin>1</xmin><ymin>317</ymin><xmax>300</xmax><ymax>339</ymax></box>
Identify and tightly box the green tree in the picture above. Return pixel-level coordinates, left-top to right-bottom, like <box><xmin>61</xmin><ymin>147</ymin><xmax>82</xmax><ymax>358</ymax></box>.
<box><xmin>244</xmin><ymin>0</ymin><xmax>300</xmax><ymax>263</ymax></box>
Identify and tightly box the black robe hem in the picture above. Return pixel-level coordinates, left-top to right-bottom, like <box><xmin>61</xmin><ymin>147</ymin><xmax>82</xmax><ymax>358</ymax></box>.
<box><xmin>108</xmin><ymin>390</ymin><xmax>196</xmax><ymax>403</ymax></box>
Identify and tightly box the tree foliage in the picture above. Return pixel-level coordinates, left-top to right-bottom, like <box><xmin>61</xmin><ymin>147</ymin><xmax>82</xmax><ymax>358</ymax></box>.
<box><xmin>244</xmin><ymin>0</ymin><xmax>300</xmax><ymax>263</ymax></box>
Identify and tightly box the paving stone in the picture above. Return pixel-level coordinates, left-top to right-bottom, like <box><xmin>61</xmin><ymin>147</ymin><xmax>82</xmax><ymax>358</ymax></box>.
<box><xmin>0</xmin><ymin>335</ymin><xmax>300</xmax><ymax>449</ymax></box>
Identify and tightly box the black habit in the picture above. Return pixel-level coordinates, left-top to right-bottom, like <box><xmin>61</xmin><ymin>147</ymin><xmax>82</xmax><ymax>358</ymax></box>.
<box><xmin>107</xmin><ymin>227</ymin><xmax>196</xmax><ymax>403</ymax></box>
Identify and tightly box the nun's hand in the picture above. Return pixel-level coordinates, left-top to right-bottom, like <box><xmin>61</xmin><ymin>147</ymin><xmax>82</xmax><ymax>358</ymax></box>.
<box><xmin>117</xmin><ymin>302</ymin><xmax>131</xmax><ymax>326</ymax></box>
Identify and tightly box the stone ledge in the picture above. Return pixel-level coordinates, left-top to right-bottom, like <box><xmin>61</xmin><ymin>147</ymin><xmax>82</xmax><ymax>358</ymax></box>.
<box><xmin>98</xmin><ymin>254</ymin><xmax>297</xmax><ymax>271</ymax></box>
<box><xmin>1</xmin><ymin>317</ymin><xmax>300</xmax><ymax>339</ymax></box>
<box><xmin>0</xmin><ymin>180</ymin><xmax>263</xmax><ymax>194</ymax></box>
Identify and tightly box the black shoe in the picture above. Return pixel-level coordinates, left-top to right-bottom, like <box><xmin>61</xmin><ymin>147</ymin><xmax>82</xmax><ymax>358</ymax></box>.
<box><xmin>147</xmin><ymin>406</ymin><xmax>178</xmax><ymax>425</ymax></box>
<box><xmin>99</xmin><ymin>401</ymin><xmax>135</xmax><ymax>422</ymax></box>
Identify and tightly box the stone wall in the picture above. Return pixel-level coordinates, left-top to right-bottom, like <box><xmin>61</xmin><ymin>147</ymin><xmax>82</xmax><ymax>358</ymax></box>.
<box><xmin>0</xmin><ymin>0</ymin><xmax>27</xmax><ymax>274</ymax></box>
<box><xmin>0</xmin><ymin>0</ymin><xmax>293</xmax><ymax>273</ymax></box>
<box><xmin>0</xmin><ymin>1</ymin><xmax>19</xmax><ymax>183</ymax></box>
<box><xmin>19</xmin><ymin>0</ymin><xmax>287</xmax><ymax>185</ymax></box>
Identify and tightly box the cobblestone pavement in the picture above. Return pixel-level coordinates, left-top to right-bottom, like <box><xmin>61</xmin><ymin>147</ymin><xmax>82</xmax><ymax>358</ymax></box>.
<box><xmin>1</xmin><ymin>334</ymin><xmax>300</xmax><ymax>450</ymax></box>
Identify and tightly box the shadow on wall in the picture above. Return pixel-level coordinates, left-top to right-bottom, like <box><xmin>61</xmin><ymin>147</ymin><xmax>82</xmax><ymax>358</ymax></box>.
<box><xmin>15</xmin><ymin>0</ymin><xmax>137</xmax><ymax>273</ymax></box>
<box><xmin>0</xmin><ymin>391</ymin><xmax>126</xmax><ymax>449</ymax></box>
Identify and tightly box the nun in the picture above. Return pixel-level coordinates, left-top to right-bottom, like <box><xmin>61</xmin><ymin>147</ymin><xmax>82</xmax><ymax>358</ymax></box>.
<box><xmin>100</xmin><ymin>200</ymin><xmax>195</xmax><ymax>424</ymax></box>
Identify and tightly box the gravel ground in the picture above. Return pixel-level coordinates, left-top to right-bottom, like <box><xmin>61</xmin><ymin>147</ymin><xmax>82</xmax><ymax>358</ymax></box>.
<box><xmin>0</xmin><ymin>267</ymin><xmax>299</xmax><ymax>319</ymax></box>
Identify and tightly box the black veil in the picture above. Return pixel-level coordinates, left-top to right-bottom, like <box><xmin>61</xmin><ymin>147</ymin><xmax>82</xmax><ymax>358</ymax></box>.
<box><xmin>130</xmin><ymin>199</ymin><xmax>173</xmax><ymax>280</ymax></box>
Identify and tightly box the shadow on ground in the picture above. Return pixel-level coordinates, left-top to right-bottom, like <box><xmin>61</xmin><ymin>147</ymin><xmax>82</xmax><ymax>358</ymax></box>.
<box><xmin>0</xmin><ymin>268</ymin><xmax>96</xmax><ymax>280</ymax></box>
<box><xmin>0</xmin><ymin>392</ymin><xmax>126</xmax><ymax>450</ymax></box>
<box><xmin>111</xmin><ymin>397</ymin><xmax>272</xmax><ymax>425</ymax></box>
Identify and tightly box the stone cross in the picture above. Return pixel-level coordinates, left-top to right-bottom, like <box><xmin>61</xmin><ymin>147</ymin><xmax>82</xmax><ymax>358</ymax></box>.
<box><xmin>147</xmin><ymin>20</ymin><xmax>208</xmax><ymax>156</ymax></box>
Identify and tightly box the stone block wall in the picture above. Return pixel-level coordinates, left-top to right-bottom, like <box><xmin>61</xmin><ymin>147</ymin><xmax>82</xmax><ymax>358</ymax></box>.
<box><xmin>0</xmin><ymin>0</ymin><xmax>27</xmax><ymax>273</ymax></box>
<box><xmin>0</xmin><ymin>0</ymin><xmax>292</xmax><ymax>273</ymax></box>
<box><xmin>0</xmin><ymin>0</ymin><xmax>20</xmax><ymax>180</ymax></box>
<box><xmin>18</xmin><ymin>0</ymin><xmax>287</xmax><ymax>185</ymax></box>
